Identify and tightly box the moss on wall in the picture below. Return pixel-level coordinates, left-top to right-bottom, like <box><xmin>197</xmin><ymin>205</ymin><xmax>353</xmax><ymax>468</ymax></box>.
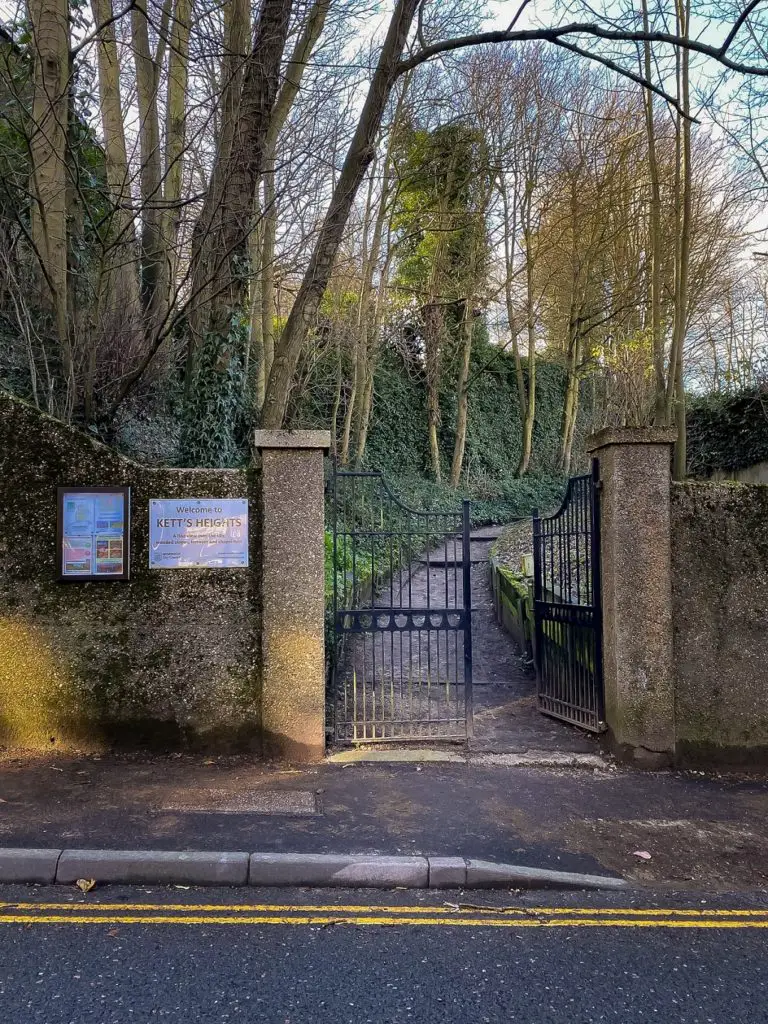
<box><xmin>671</xmin><ymin>482</ymin><xmax>768</xmax><ymax>763</ymax></box>
<box><xmin>0</xmin><ymin>390</ymin><xmax>261</xmax><ymax>752</ymax></box>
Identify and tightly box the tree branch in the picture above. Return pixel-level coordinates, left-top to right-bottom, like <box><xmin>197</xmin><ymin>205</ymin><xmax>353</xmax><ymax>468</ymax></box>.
<box><xmin>551</xmin><ymin>36</ymin><xmax>698</xmax><ymax>121</ymax></box>
<box><xmin>70</xmin><ymin>0</ymin><xmax>137</xmax><ymax>57</ymax></box>
<box><xmin>396</xmin><ymin>16</ymin><xmax>768</xmax><ymax>78</ymax></box>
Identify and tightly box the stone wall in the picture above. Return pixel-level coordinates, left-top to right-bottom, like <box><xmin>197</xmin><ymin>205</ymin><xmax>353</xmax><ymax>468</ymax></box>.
<box><xmin>706</xmin><ymin>461</ymin><xmax>768</xmax><ymax>485</ymax></box>
<box><xmin>0</xmin><ymin>391</ymin><xmax>261</xmax><ymax>752</ymax></box>
<box><xmin>489</xmin><ymin>560</ymin><xmax>535</xmax><ymax>662</ymax></box>
<box><xmin>671</xmin><ymin>482</ymin><xmax>768</xmax><ymax>765</ymax></box>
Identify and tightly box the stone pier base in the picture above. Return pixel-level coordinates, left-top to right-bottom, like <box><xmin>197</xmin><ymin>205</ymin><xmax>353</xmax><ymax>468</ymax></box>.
<box><xmin>588</xmin><ymin>428</ymin><xmax>677</xmax><ymax>767</ymax></box>
<box><xmin>254</xmin><ymin>430</ymin><xmax>330</xmax><ymax>762</ymax></box>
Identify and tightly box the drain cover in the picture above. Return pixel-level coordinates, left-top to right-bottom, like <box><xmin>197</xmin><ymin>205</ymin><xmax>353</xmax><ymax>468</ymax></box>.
<box><xmin>160</xmin><ymin>790</ymin><xmax>319</xmax><ymax>815</ymax></box>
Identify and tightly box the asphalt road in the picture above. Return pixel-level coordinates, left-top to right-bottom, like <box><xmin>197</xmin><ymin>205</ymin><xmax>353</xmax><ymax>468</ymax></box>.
<box><xmin>0</xmin><ymin>886</ymin><xmax>766</xmax><ymax>1022</ymax></box>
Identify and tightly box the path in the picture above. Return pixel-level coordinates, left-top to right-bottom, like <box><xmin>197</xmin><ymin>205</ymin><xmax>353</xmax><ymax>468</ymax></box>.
<box><xmin>333</xmin><ymin>520</ymin><xmax>602</xmax><ymax>754</ymax></box>
<box><xmin>467</xmin><ymin>527</ymin><xmax>600</xmax><ymax>755</ymax></box>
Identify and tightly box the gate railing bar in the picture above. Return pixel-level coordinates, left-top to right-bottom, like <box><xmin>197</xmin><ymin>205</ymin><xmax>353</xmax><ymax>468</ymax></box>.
<box><xmin>462</xmin><ymin>498</ymin><xmax>474</xmax><ymax>738</ymax></box>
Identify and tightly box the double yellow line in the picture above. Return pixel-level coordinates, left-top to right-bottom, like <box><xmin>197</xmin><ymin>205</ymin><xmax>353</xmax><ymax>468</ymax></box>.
<box><xmin>0</xmin><ymin>902</ymin><xmax>766</xmax><ymax>928</ymax></box>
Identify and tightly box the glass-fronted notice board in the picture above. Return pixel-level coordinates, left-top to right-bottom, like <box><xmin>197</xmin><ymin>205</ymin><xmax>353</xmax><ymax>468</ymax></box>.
<box><xmin>57</xmin><ymin>487</ymin><xmax>131</xmax><ymax>580</ymax></box>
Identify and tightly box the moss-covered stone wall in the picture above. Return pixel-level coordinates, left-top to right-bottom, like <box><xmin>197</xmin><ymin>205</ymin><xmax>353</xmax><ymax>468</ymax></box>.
<box><xmin>671</xmin><ymin>482</ymin><xmax>768</xmax><ymax>765</ymax></box>
<box><xmin>0</xmin><ymin>391</ymin><xmax>261</xmax><ymax>752</ymax></box>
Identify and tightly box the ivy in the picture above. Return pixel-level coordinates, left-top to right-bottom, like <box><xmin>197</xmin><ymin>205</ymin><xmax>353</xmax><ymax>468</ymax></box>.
<box><xmin>687</xmin><ymin>386</ymin><xmax>768</xmax><ymax>476</ymax></box>
<box><xmin>178</xmin><ymin>318</ymin><xmax>250</xmax><ymax>468</ymax></box>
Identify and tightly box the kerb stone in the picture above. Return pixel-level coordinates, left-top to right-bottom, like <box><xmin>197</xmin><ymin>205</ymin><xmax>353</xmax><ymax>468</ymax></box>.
<box><xmin>428</xmin><ymin>856</ymin><xmax>467</xmax><ymax>888</ymax></box>
<box><xmin>56</xmin><ymin>850</ymin><xmax>249</xmax><ymax>886</ymax></box>
<box><xmin>249</xmin><ymin>853</ymin><xmax>429</xmax><ymax>887</ymax></box>
<box><xmin>0</xmin><ymin>848</ymin><xmax>61</xmax><ymax>884</ymax></box>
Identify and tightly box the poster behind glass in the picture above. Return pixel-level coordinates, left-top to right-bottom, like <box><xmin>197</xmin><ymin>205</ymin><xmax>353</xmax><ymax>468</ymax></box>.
<box><xmin>58</xmin><ymin>488</ymin><xmax>130</xmax><ymax>580</ymax></box>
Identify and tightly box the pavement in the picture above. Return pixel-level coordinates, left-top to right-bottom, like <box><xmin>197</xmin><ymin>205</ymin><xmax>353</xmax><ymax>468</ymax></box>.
<box><xmin>1</xmin><ymin>751</ymin><xmax>768</xmax><ymax>891</ymax></box>
<box><xmin>1</xmin><ymin>885</ymin><xmax>768</xmax><ymax>1023</ymax></box>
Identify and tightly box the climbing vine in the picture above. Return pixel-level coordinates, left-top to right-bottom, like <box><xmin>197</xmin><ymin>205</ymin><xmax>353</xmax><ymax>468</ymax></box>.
<box><xmin>687</xmin><ymin>387</ymin><xmax>768</xmax><ymax>476</ymax></box>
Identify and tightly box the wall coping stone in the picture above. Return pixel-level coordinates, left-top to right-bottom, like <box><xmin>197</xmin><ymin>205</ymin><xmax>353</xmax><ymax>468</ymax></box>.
<box><xmin>587</xmin><ymin>426</ymin><xmax>677</xmax><ymax>453</ymax></box>
<box><xmin>253</xmin><ymin>430</ymin><xmax>331</xmax><ymax>452</ymax></box>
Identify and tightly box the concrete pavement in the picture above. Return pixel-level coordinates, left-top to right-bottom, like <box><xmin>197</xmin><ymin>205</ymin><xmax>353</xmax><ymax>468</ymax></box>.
<box><xmin>1</xmin><ymin>752</ymin><xmax>768</xmax><ymax>890</ymax></box>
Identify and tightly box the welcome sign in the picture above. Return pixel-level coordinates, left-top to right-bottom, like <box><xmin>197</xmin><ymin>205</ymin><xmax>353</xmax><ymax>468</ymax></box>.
<box><xmin>149</xmin><ymin>498</ymin><xmax>249</xmax><ymax>568</ymax></box>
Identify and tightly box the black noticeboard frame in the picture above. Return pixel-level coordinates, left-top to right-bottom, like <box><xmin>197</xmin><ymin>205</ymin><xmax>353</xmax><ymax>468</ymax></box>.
<box><xmin>57</xmin><ymin>486</ymin><xmax>131</xmax><ymax>582</ymax></box>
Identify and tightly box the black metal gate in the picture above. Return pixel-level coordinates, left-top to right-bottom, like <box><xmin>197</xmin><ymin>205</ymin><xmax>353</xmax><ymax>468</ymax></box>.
<box><xmin>532</xmin><ymin>459</ymin><xmax>605</xmax><ymax>732</ymax></box>
<box><xmin>330</xmin><ymin>469</ymin><xmax>472</xmax><ymax>743</ymax></box>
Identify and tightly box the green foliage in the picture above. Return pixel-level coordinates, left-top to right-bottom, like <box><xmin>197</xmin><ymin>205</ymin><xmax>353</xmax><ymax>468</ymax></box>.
<box><xmin>178</xmin><ymin>319</ymin><xmax>251</xmax><ymax>468</ymax></box>
<box><xmin>358</xmin><ymin>337</ymin><xmax>594</xmax><ymax>512</ymax></box>
<box><xmin>687</xmin><ymin>387</ymin><xmax>768</xmax><ymax>476</ymax></box>
<box><xmin>294</xmin><ymin>334</ymin><xmax>594</xmax><ymax>525</ymax></box>
<box><xmin>392</xmin><ymin>121</ymin><xmax>489</xmax><ymax>301</ymax></box>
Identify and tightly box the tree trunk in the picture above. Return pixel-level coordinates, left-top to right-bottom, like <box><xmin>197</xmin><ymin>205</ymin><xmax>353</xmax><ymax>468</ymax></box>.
<box><xmin>261</xmin><ymin>0</ymin><xmax>420</xmax><ymax>429</ymax></box>
<box><xmin>260</xmin><ymin>166</ymin><xmax>277</xmax><ymax>392</ymax></box>
<box><xmin>91</xmin><ymin>0</ymin><xmax>140</xmax><ymax>316</ymax></box>
<box><xmin>500</xmin><ymin>180</ymin><xmax>528</xmax><ymax>475</ymax></box>
<box><xmin>641</xmin><ymin>0</ymin><xmax>665</xmax><ymax>424</ymax></box>
<box><xmin>131</xmin><ymin>1</ymin><xmax>165</xmax><ymax>327</ymax></box>
<box><xmin>162</xmin><ymin>0</ymin><xmax>190</xmax><ymax>289</ymax></box>
<box><xmin>669</xmin><ymin>0</ymin><xmax>691</xmax><ymax>479</ymax></box>
<box><xmin>28</xmin><ymin>0</ymin><xmax>71</xmax><ymax>408</ymax></box>
<box><xmin>255</xmin><ymin>0</ymin><xmax>330</xmax><ymax>405</ymax></box>
<box><xmin>559</xmin><ymin>346</ymin><xmax>580</xmax><ymax>476</ymax></box>
<box><xmin>449</xmin><ymin>301</ymin><xmax>473</xmax><ymax>488</ymax></box>
<box><xmin>184</xmin><ymin>0</ymin><xmax>251</xmax><ymax>392</ymax></box>
<box><xmin>424</xmin><ymin>303</ymin><xmax>443</xmax><ymax>483</ymax></box>
<box><xmin>339</xmin><ymin>358</ymin><xmax>358</xmax><ymax>467</ymax></box>
<box><xmin>518</xmin><ymin>214</ymin><xmax>536</xmax><ymax>476</ymax></box>
<box><xmin>354</xmin><ymin>250</ymin><xmax>394</xmax><ymax>468</ymax></box>
<box><xmin>561</xmin><ymin>373</ymin><xmax>580</xmax><ymax>476</ymax></box>
<box><xmin>559</xmin><ymin>320</ymin><xmax>581</xmax><ymax>474</ymax></box>
<box><xmin>249</xmin><ymin>212</ymin><xmax>264</xmax><ymax>396</ymax></box>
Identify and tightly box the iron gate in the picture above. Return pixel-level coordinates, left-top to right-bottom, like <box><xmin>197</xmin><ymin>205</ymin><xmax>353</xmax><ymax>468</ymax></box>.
<box><xmin>532</xmin><ymin>459</ymin><xmax>605</xmax><ymax>732</ymax></box>
<box><xmin>330</xmin><ymin>469</ymin><xmax>472</xmax><ymax>743</ymax></box>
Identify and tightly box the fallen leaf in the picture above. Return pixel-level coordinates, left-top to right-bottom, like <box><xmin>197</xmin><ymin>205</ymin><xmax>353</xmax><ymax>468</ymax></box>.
<box><xmin>76</xmin><ymin>878</ymin><xmax>96</xmax><ymax>893</ymax></box>
<box><xmin>632</xmin><ymin>850</ymin><xmax>652</xmax><ymax>861</ymax></box>
<box><xmin>107</xmin><ymin>928</ymin><xmax>120</xmax><ymax>937</ymax></box>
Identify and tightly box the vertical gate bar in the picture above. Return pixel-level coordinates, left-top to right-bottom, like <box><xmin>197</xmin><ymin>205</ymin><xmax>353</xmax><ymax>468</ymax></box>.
<box><xmin>462</xmin><ymin>499</ymin><xmax>473</xmax><ymax>738</ymax></box>
<box><xmin>390</xmin><ymin>621</ymin><xmax>395</xmax><ymax>735</ymax></box>
<box><xmin>407</xmin><ymin>512</ymin><xmax>413</xmax><ymax>607</ymax></box>
<box><xmin>532</xmin><ymin>507</ymin><xmax>542</xmax><ymax>692</ymax></box>
<box><xmin>443</xmin><ymin>515</ymin><xmax>448</xmax><ymax>610</ymax></box>
<box><xmin>391</xmin><ymin>487</ymin><xmax>397</xmax><ymax>606</ymax></box>
<box><xmin>575</xmin><ymin>476</ymin><xmax>582</xmax><ymax>603</ymax></box>
<box><xmin>566</xmin><ymin>485</ymin><xmax>573</xmax><ymax>604</ymax></box>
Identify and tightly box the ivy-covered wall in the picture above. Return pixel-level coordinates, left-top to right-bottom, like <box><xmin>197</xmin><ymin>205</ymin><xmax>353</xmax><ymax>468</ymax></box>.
<box><xmin>293</xmin><ymin>341</ymin><xmax>594</xmax><ymax>519</ymax></box>
<box><xmin>687</xmin><ymin>387</ymin><xmax>768</xmax><ymax>477</ymax></box>
<box><xmin>0</xmin><ymin>391</ymin><xmax>261</xmax><ymax>752</ymax></box>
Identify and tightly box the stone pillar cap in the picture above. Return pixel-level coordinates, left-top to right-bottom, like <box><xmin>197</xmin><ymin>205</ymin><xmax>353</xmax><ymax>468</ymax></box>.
<box><xmin>587</xmin><ymin>426</ymin><xmax>677</xmax><ymax>453</ymax></box>
<box><xmin>254</xmin><ymin>429</ymin><xmax>331</xmax><ymax>451</ymax></box>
